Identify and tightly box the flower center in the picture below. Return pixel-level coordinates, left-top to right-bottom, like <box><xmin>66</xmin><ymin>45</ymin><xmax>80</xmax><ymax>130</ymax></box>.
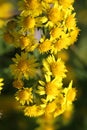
<box><xmin>17</xmin><ymin>60</ymin><xmax>28</xmax><ymax>73</ymax></box>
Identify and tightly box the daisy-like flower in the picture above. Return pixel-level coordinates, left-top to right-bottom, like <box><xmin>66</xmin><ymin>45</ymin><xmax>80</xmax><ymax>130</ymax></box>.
<box><xmin>69</xmin><ymin>27</ymin><xmax>80</xmax><ymax>44</ymax></box>
<box><xmin>43</xmin><ymin>55</ymin><xmax>67</xmax><ymax>79</ymax></box>
<box><xmin>37</xmin><ymin>78</ymin><xmax>62</xmax><ymax>102</ymax></box>
<box><xmin>53</xmin><ymin>35</ymin><xmax>71</xmax><ymax>52</ymax></box>
<box><xmin>19</xmin><ymin>35</ymin><xmax>38</xmax><ymax>52</ymax></box>
<box><xmin>18</xmin><ymin>0</ymin><xmax>42</xmax><ymax>17</ymax></box>
<box><xmin>65</xmin><ymin>13</ymin><xmax>76</xmax><ymax>30</ymax></box>
<box><xmin>10</xmin><ymin>52</ymin><xmax>38</xmax><ymax>80</ymax></box>
<box><xmin>45</xmin><ymin>101</ymin><xmax>57</xmax><ymax>117</ymax></box>
<box><xmin>48</xmin><ymin>7</ymin><xmax>63</xmax><ymax>24</ymax></box>
<box><xmin>15</xmin><ymin>87</ymin><xmax>33</xmax><ymax>105</ymax></box>
<box><xmin>38</xmin><ymin>39</ymin><xmax>52</xmax><ymax>53</ymax></box>
<box><xmin>23</xmin><ymin>16</ymin><xmax>36</xmax><ymax>29</ymax></box>
<box><xmin>50</xmin><ymin>27</ymin><xmax>63</xmax><ymax>40</ymax></box>
<box><xmin>0</xmin><ymin>78</ymin><xmax>4</xmax><ymax>93</ymax></box>
<box><xmin>24</xmin><ymin>105</ymin><xmax>44</xmax><ymax>117</ymax></box>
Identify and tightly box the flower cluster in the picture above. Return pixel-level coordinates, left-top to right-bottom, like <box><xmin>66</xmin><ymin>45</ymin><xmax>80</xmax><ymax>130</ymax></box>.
<box><xmin>4</xmin><ymin>0</ymin><xmax>79</xmax><ymax>129</ymax></box>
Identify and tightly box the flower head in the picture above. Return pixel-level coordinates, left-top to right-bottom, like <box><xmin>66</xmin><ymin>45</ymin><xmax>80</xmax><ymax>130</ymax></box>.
<box><xmin>19</xmin><ymin>35</ymin><xmax>38</xmax><ymax>52</ymax></box>
<box><xmin>37</xmin><ymin>78</ymin><xmax>62</xmax><ymax>102</ymax></box>
<box><xmin>19</xmin><ymin>0</ymin><xmax>42</xmax><ymax>17</ymax></box>
<box><xmin>15</xmin><ymin>87</ymin><xmax>33</xmax><ymax>105</ymax></box>
<box><xmin>23</xmin><ymin>16</ymin><xmax>35</xmax><ymax>29</ymax></box>
<box><xmin>10</xmin><ymin>52</ymin><xmax>38</xmax><ymax>79</ymax></box>
<box><xmin>43</xmin><ymin>55</ymin><xmax>67</xmax><ymax>79</ymax></box>
<box><xmin>24</xmin><ymin>105</ymin><xmax>44</xmax><ymax>117</ymax></box>
<box><xmin>38</xmin><ymin>39</ymin><xmax>52</xmax><ymax>53</ymax></box>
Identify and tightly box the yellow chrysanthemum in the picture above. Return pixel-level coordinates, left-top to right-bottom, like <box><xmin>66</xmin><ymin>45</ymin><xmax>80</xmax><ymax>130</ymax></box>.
<box><xmin>15</xmin><ymin>87</ymin><xmax>33</xmax><ymax>105</ymax></box>
<box><xmin>54</xmin><ymin>36</ymin><xmax>71</xmax><ymax>52</ymax></box>
<box><xmin>23</xmin><ymin>16</ymin><xmax>35</xmax><ymax>29</ymax></box>
<box><xmin>45</xmin><ymin>81</ymin><xmax>60</xmax><ymax>101</ymax></box>
<box><xmin>10</xmin><ymin>52</ymin><xmax>38</xmax><ymax>79</ymax></box>
<box><xmin>37</xmin><ymin>78</ymin><xmax>62</xmax><ymax>101</ymax></box>
<box><xmin>50</xmin><ymin>27</ymin><xmax>63</xmax><ymax>39</ymax></box>
<box><xmin>45</xmin><ymin>101</ymin><xmax>57</xmax><ymax>116</ymax></box>
<box><xmin>70</xmin><ymin>27</ymin><xmax>80</xmax><ymax>44</ymax></box>
<box><xmin>24</xmin><ymin>105</ymin><xmax>44</xmax><ymax>117</ymax></box>
<box><xmin>48</xmin><ymin>8</ymin><xmax>63</xmax><ymax>24</ymax></box>
<box><xmin>25</xmin><ymin>0</ymin><xmax>39</xmax><ymax>10</ymax></box>
<box><xmin>54</xmin><ymin>103</ymin><xmax>66</xmax><ymax>117</ymax></box>
<box><xmin>38</xmin><ymin>39</ymin><xmax>52</xmax><ymax>53</ymax></box>
<box><xmin>19</xmin><ymin>35</ymin><xmax>38</xmax><ymax>51</ymax></box>
<box><xmin>19</xmin><ymin>0</ymin><xmax>42</xmax><ymax>17</ymax></box>
<box><xmin>43</xmin><ymin>55</ymin><xmax>67</xmax><ymax>78</ymax></box>
<box><xmin>0</xmin><ymin>78</ymin><xmax>4</xmax><ymax>92</ymax></box>
<box><xmin>53</xmin><ymin>94</ymin><xmax>67</xmax><ymax>117</ymax></box>
<box><xmin>65</xmin><ymin>14</ymin><xmax>76</xmax><ymax>30</ymax></box>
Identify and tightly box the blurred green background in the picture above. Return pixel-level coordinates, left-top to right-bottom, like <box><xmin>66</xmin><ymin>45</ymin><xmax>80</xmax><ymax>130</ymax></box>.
<box><xmin>0</xmin><ymin>0</ymin><xmax>87</xmax><ymax>130</ymax></box>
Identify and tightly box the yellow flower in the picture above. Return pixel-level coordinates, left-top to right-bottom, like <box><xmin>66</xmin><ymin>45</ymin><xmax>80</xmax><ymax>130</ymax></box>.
<box><xmin>53</xmin><ymin>94</ymin><xmax>67</xmax><ymax>117</ymax></box>
<box><xmin>48</xmin><ymin>8</ymin><xmax>62</xmax><ymax>24</ymax></box>
<box><xmin>54</xmin><ymin>36</ymin><xmax>71</xmax><ymax>52</ymax></box>
<box><xmin>65</xmin><ymin>14</ymin><xmax>76</xmax><ymax>30</ymax></box>
<box><xmin>45</xmin><ymin>101</ymin><xmax>57</xmax><ymax>116</ymax></box>
<box><xmin>19</xmin><ymin>0</ymin><xmax>42</xmax><ymax>17</ymax></box>
<box><xmin>24</xmin><ymin>105</ymin><xmax>44</xmax><ymax>117</ymax></box>
<box><xmin>38</xmin><ymin>39</ymin><xmax>52</xmax><ymax>53</ymax></box>
<box><xmin>37</xmin><ymin>78</ymin><xmax>62</xmax><ymax>101</ymax></box>
<box><xmin>10</xmin><ymin>52</ymin><xmax>38</xmax><ymax>79</ymax></box>
<box><xmin>70</xmin><ymin>27</ymin><xmax>80</xmax><ymax>44</ymax></box>
<box><xmin>0</xmin><ymin>78</ymin><xmax>4</xmax><ymax>92</ymax></box>
<box><xmin>25</xmin><ymin>0</ymin><xmax>40</xmax><ymax>10</ymax></box>
<box><xmin>13</xmin><ymin>79</ymin><xmax>24</xmax><ymax>89</ymax></box>
<box><xmin>19</xmin><ymin>35</ymin><xmax>38</xmax><ymax>51</ymax></box>
<box><xmin>43</xmin><ymin>55</ymin><xmax>67</xmax><ymax>78</ymax></box>
<box><xmin>54</xmin><ymin>103</ymin><xmax>65</xmax><ymax>117</ymax></box>
<box><xmin>50</xmin><ymin>27</ymin><xmax>63</xmax><ymax>39</ymax></box>
<box><xmin>23</xmin><ymin>16</ymin><xmax>35</xmax><ymax>29</ymax></box>
<box><xmin>15</xmin><ymin>87</ymin><xmax>33</xmax><ymax>105</ymax></box>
